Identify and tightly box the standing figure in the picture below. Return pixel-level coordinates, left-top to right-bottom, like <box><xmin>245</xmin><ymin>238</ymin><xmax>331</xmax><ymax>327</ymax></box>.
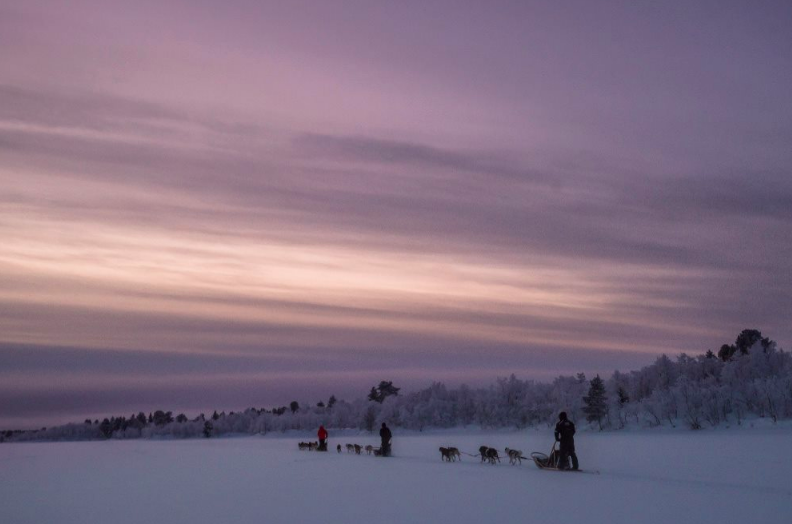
<box><xmin>317</xmin><ymin>425</ymin><xmax>328</xmax><ymax>452</ymax></box>
<box><xmin>379</xmin><ymin>422</ymin><xmax>392</xmax><ymax>457</ymax></box>
<box><xmin>554</xmin><ymin>412</ymin><xmax>578</xmax><ymax>470</ymax></box>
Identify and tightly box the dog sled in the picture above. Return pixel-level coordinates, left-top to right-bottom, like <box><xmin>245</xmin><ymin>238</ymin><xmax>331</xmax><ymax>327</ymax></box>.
<box><xmin>530</xmin><ymin>443</ymin><xmax>598</xmax><ymax>474</ymax></box>
<box><xmin>373</xmin><ymin>444</ymin><xmax>392</xmax><ymax>457</ymax></box>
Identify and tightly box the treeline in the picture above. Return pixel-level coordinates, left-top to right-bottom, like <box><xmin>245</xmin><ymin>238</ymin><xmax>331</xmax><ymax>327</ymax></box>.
<box><xmin>3</xmin><ymin>330</ymin><xmax>791</xmax><ymax>442</ymax></box>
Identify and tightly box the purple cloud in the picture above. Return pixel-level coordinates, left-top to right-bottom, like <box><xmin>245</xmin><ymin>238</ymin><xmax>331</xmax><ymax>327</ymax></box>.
<box><xmin>1</xmin><ymin>0</ymin><xmax>790</xmax><ymax>428</ymax></box>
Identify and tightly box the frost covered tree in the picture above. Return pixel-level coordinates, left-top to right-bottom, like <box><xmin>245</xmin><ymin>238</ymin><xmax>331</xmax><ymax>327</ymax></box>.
<box><xmin>550</xmin><ymin>374</ymin><xmax>587</xmax><ymax>424</ymax></box>
<box><xmin>675</xmin><ymin>376</ymin><xmax>703</xmax><ymax>429</ymax></box>
<box><xmin>6</xmin><ymin>328</ymin><xmax>791</xmax><ymax>443</ymax></box>
<box><xmin>362</xmin><ymin>405</ymin><xmax>378</xmax><ymax>432</ymax></box>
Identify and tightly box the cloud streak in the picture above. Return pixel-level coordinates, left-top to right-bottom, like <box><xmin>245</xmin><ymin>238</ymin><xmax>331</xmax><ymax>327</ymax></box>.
<box><xmin>1</xmin><ymin>0</ymin><xmax>790</xmax><ymax>427</ymax></box>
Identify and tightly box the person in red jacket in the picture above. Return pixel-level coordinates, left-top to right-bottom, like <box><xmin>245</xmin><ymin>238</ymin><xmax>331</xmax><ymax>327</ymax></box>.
<box><xmin>317</xmin><ymin>425</ymin><xmax>328</xmax><ymax>452</ymax></box>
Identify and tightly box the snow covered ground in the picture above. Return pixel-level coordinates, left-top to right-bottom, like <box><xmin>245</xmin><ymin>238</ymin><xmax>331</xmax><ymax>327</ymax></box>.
<box><xmin>2</xmin><ymin>427</ymin><xmax>791</xmax><ymax>524</ymax></box>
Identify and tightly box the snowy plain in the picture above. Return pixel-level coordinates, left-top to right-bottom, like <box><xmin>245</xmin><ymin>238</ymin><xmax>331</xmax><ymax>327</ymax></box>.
<box><xmin>2</xmin><ymin>427</ymin><xmax>791</xmax><ymax>524</ymax></box>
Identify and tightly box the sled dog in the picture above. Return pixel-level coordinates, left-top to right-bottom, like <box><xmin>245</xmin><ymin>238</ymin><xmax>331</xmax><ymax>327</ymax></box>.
<box><xmin>505</xmin><ymin>448</ymin><xmax>523</xmax><ymax>465</ymax></box>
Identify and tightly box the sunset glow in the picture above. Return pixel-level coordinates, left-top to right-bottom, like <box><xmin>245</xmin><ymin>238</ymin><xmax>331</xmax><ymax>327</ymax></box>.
<box><xmin>2</xmin><ymin>0</ymin><xmax>790</xmax><ymax>428</ymax></box>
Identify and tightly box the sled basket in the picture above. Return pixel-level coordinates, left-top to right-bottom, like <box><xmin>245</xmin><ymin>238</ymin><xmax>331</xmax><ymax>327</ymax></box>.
<box><xmin>531</xmin><ymin>442</ymin><xmax>559</xmax><ymax>469</ymax></box>
<box><xmin>530</xmin><ymin>451</ymin><xmax>551</xmax><ymax>469</ymax></box>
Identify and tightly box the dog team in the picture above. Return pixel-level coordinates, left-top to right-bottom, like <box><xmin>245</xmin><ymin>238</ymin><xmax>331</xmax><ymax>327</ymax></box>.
<box><xmin>297</xmin><ymin>423</ymin><xmax>394</xmax><ymax>458</ymax></box>
<box><xmin>297</xmin><ymin>441</ymin><xmax>371</xmax><ymax>453</ymax></box>
<box><xmin>438</xmin><ymin>445</ymin><xmax>522</xmax><ymax>464</ymax></box>
<box><xmin>297</xmin><ymin>413</ymin><xmax>578</xmax><ymax>470</ymax></box>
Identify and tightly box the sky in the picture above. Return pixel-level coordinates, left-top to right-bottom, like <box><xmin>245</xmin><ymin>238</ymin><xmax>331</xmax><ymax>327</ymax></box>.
<box><xmin>1</xmin><ymin>0</ymin><xmax>791</xmax><ymax>429</ymax></box>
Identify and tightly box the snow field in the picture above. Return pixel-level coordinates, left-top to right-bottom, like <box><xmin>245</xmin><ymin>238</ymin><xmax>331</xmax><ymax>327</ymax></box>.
<box><xmin>1</xmin><ymin>428</ymin><xmax>790</xmax><ymax>524</ymax></box>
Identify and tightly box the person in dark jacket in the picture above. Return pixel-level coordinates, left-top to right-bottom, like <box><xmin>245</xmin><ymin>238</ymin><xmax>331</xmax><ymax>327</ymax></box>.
<box><xmin>554</xmin><ymin>412</ymin><xmax>578</xmax><ymax>470</ymax></box>
<box><xmin>379</xmin><ymin>423</ymin><xmax>392</xmax><ymax>457</ymax></box>
<box><xmin>317</xmin><ymin>425</ymin><xmax>328</xmax><ymax>452</ymax></box>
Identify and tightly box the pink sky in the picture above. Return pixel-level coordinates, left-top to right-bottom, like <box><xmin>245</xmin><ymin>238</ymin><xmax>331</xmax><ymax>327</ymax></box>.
<box><xmin>1</xmin><ymin>0</ymin><xmax>791</xmax><ymax>428</ymax></box>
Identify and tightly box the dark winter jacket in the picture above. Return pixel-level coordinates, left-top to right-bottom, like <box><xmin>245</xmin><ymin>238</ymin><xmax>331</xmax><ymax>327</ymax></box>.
<box><xmin>554</xmin><ymin>419</ymin><xmax>576</xmax><ymax>451</ymax></box>
<box><xmin>379</xmin><ymin>426</ymin><xmax>392</xmax><ymax>445</ymax></box>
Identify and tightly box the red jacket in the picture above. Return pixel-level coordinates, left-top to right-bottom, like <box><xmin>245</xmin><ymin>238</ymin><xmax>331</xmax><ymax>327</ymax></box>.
<box><xmin>318</xmin><ymin>426</ymin><xmax>328</xmax><ymax>440</ymax></box>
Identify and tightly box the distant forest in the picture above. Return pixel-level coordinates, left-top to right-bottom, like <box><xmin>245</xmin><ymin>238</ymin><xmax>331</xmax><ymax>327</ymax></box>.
<box><xmin>3</xmin><ymin>329</ymin><xmax>791</xmax><ymax>442</ymax></box>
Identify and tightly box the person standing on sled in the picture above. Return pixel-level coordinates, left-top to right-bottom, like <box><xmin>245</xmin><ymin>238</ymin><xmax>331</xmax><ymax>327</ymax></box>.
<box><xmin>554</xmin><ymin>412</ymin><xmax>578</xmax><ymax>470</ymax></box>
<box><xmin>379</xmin><ymin>423</ymin><xmax>392</xmax><ymax>457</ymax></box>
<box><xmin>317</xmin><ymin>425</ymin><xmax>328</xmax><ymax>452</ymax></box>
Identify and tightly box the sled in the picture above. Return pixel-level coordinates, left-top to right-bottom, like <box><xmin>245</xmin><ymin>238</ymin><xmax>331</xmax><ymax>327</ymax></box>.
<box><xmin>530</xmin><ymin>444</ymin><xmax>598</xmax><ymax>474</ymax></box>
<box><xmin>530</xmin><ymin>442</ymin><xmax>559</xmax><ymax>470</ymax></box>
<box><xmin>374</xmin><ymin>444</ymin><xmax>392</xmax><ymax>457</ymax></box>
